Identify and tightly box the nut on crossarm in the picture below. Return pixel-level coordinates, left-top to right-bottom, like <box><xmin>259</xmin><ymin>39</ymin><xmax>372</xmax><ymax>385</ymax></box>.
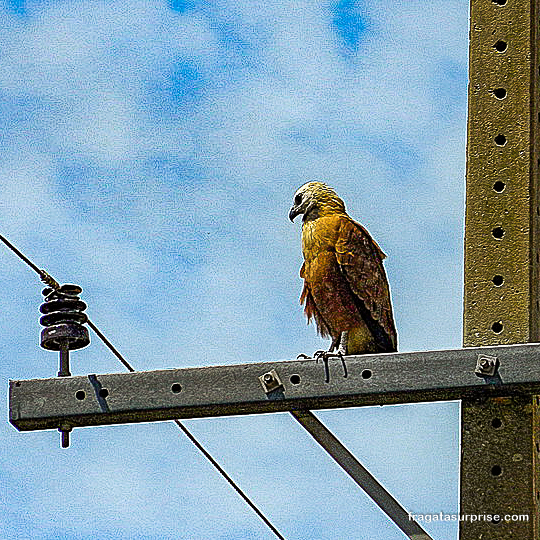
<box><xmin>259</xmin><ymin>369</ymin><xmax>283</xmax><ymax>393</ymax></box>
<box><xmin>474</xmin><ymin>354</ymin><xmax>500</xmax><ymax>377</ymax></box>
<box><xmin>59</xmin><ymin>424</ymin><xmax>72</xmax><ymax>449</ymax></box>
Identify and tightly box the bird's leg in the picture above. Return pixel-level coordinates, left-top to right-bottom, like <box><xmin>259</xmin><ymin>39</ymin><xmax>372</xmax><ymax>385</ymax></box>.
<box><xmin>336</xmin><ymin>331</ymin><xmax>348</xmax><ymax>356</ymax></box>
<box><xmin>313</xmin><ymin>332</ymin><xmax>347</xmax><ymax>359</ymax></box>
<box><xmin>329</xmin><ymin>334</ymin><xmax>341</xmax><ymax>353</ymax></box>
<box><xmin>296</xmin><ymin>332</ymin><xmax>348</xmax><ymax>380</ymax></box>
<box><xmin>309</xmin><ymin>332</ymin><xmax>348</xmax><ymax>382</ymax></box>
<box><xmin>309</xmin><ymin>334</ymin><xmax>341</xmax><ymax>360</ymax></box>
<box><xmin>327</xmin><ymin>331</ymin><xmax>348</xmax><ymax>379</ymax></box>
<box><xmin>296</xmin><ymin>335</ymin><xmax>340</xmax><ymax>360</ymax></box>
<box><xmin>337</xmin><ymin>331</ymin><xmax>348</xmax><ymax>378</ymax></box>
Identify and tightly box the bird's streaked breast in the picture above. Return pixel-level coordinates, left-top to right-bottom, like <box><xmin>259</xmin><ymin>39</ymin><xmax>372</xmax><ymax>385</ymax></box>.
<box><xmin>301</xmin><ymin>216</ymin><xmax>341</xmax><ymax>261</ymax></box>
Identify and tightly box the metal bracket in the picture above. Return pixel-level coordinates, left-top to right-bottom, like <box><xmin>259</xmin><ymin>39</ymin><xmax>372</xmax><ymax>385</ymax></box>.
<box><xmin>259</xmin><ymin>369</ymin><xmax>283</xmax><ymax>393</ymax></box>
<box><xmin>291</xmin><ymin>410</ymin><xmax>434</xmax><ymax>540</ymax></box>
<box><xmin>474</xmin><ymin>354</ymin><xmax>499</xmax><ymax>377</ymax></box>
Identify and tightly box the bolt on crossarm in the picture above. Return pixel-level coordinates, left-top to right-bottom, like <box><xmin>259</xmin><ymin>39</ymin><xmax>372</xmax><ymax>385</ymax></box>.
<box><xmin>462</xmin><ymin>0</ymin><xmax>540</xmax><ymax>536</ymax></box>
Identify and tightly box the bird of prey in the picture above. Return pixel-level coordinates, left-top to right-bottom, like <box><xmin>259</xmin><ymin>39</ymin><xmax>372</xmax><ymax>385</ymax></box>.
<box><xmin>289</xmin><ymin>181</ymin><xmax>397</xmax><ymax>358</ymax></box>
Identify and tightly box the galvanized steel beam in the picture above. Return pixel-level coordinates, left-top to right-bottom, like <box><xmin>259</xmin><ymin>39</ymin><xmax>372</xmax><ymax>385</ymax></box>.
<box><xmin>464</xmin><ymin>0</ymin><xmax>540</xmax><ymax>346</ymax></box>
<box><xmin>9</xmin><ymin>343</ymin><xmax>540</xmax><ymax>432</ymax></box>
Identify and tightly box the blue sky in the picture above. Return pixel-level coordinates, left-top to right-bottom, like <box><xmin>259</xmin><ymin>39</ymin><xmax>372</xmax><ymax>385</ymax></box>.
<box><xmin>0</xmin><ymin>1</ymin><xmax>468</xmax><ymax>538</ymax></box>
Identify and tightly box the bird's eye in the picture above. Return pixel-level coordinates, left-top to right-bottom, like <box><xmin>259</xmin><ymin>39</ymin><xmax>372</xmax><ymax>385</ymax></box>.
<box><xmin>294</xmin><ymin>194</ymin><xmax>302</xmax><ymax>205</ymax></box>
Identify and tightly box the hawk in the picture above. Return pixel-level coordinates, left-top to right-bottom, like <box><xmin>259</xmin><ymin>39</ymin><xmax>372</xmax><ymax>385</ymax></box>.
<box><xmin>289</xmin><ymin>182</ymin><xmax>397</xmax><ymax>356</ymax></box>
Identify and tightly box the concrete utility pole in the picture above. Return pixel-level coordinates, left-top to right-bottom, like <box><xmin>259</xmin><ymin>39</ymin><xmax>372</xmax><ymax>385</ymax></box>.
<box><xmin>462</xmin><ymin>0</ymin><xmax>540</xmax><ymax>537</ymax></box>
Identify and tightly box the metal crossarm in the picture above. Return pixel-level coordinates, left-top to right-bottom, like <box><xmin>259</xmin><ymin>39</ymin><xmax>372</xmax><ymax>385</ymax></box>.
<box><xmin>9</xmin><ymin>343</ymin><xmax>540</xmax><ymax>432</ymax></box>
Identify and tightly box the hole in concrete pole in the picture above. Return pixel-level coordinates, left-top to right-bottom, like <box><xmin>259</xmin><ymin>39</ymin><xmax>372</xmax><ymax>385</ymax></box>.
<box><xmin>493</xmin><ymin>180</ymin><xmax>506</xmax><ymax>192</ymax></box>
<box><xmin>492</xmin><ymin>275</ymin><xmax>504</xmax><ymax>286</ymax></box>
<box><xmin>98</xmin><ymin>388</ymin><xmax>109</xmax><ymax>398</ymax></box>
<box><xmin>171</xmin><ymin>383</ymin><xmax>182</xmax><ymax>393</ymax></box>
<box><xmin>492</xmin><ymin>0</ymin><xmax>506</xmax><ymax>5</ymax></box>
<box><xmin>492</xmin><ymin>226</ymin><xmax>505</xmax><ymax>239</ymax></box>
<box><xmin>494</xmin><ymin>40</ymin><xmax>507</xmax><ymax>52</ymax></box>
<box><xmin>491</xmin><ymin>418</ymin><xmax>502</xmax><ymax>428</ymax></box>
<box><xmin>494</xmin><ymin>134</ymin><xmax>507</xmax><ymax>146</ymax></box>
<box><xmin>491</xmin><ymin>321</ymin><xmax>504</xmax><ymax>334</ymax></box>
<box><xmin>491</xmin><ymin>465</ymin><xmax>502</xmax><ymax>476</ymax></box>
<box><xmin>361</xmin><ymin>369</ymin><xmax>372</xmax><ymax>380</ymax></box>
<box><xmin>75</xmin><ymin>390</ymin><xmax>86</xmax><ymax>400</ymax></box>
<box><xmin>493</xmin><ymin>87</ymin><xmax>506</xmax><ymax>99</ymax></box>
<box><xmin>290</xmin><ymin>374</ymin><xmax>301</xmax><ymax>385</ymax></box>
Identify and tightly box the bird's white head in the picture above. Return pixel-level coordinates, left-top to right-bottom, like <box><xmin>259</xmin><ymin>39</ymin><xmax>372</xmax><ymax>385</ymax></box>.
<box><xmin>289</xmin><ymin>181</ymin><xmax>346</xmax><ymax>223</ymax></box>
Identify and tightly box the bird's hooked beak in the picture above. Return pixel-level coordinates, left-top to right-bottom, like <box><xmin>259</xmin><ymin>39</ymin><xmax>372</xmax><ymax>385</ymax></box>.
<box><xmin>289</xmin><ymin>205</ymin><xmax>301</xmax><ymax>222</ymax></box>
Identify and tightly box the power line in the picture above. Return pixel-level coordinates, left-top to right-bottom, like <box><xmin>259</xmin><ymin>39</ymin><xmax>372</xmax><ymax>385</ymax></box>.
<box><xmin>0</xmin><ymin>234</ymin><xmax>60</xmax><ymax>290</ymax></box>
<box><xmin>173</xmin><ymin>419</ymin><xmax>285</xmax><ymax>540</ymax></box>
<box><xmin>86</xmin><ymin>319</ymin><xmax>136</xmax><ymax>373</ymax></box>
<box><xmin>1</xmin><ymin>233</ymin><xmax>286</xmax><ymax>540</ymax></box>
<box><xmin>88</xmin><ymin>314</ymin><xmax>286</xmax><ymax>539</ymax></box>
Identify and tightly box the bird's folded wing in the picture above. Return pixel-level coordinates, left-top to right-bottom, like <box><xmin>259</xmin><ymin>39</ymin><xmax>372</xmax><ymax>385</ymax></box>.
<box><xmin>335</xmin><ymin>217</ymin><xmax>397</xmax><ymax>350</ymax></box>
